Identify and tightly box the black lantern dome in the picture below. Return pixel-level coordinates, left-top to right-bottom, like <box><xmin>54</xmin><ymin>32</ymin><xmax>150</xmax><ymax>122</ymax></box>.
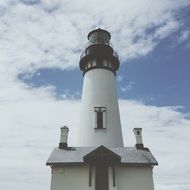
<box><xmin>79</xmin><ymin>28</ymin><xmax>120</xmax><ymax>75</ymax></box>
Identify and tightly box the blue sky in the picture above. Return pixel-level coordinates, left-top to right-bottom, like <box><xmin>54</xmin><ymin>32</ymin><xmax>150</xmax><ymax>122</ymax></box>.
<box><xmin>0</xmin><ymin>1</ymin><xmax>190</xmax><ymax>190</ymax></box>
<box><xmin>19</xmin><ymin>10</ymin><xmax>190</xmax><ymax>113</ymax></box>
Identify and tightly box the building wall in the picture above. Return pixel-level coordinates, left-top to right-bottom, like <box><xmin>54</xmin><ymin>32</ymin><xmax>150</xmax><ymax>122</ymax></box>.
<box><xmin>50</xmin><ymin>165</ymin><xmax>154</xmax><ymax>190</ymax></box>
<box><xmin>51</xmin><ymin>165</ymin><xmax>95</xmax><ymax>190</ymax></box>
<box><xmin>77</xmin><ymin>67</ymin><xmax>123</xmax><ymax>147</ymax></box>
<box><xmin>115</xmin><ymin>166</ymin><xmax>155</xmax><ymax>190</ymax></box>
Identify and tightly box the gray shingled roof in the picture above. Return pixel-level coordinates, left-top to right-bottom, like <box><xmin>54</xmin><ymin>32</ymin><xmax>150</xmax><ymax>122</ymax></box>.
<box><xmin>46</xmin><ymin>147</ymin><xmax>158</xmax><ymax>166</ymax></box>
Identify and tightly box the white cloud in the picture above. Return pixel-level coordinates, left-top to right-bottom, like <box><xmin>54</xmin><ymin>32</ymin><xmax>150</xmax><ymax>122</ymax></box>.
<box><xmin>0</xmin><ymin>0</ymin><xmax>189</xmax><ymax>105</ymax></box>
<box><xmin>120</xmin><ymin>101</ymin><xmax>190</xmax><ymax>190</ymax></box>
<box><xmin>177</xmin><ymin>30</ymin><xmax>190</xmax><ymax>47</ymax></box>
<box><xmin>0</xmin><ymin>0</ymin><xmax>189</xmax><ymax>75</ymax></box>
<box><xmin>0</xmin><ymin>0</ymin><xmax>188</xmax><ymax>104</ymax></box>
<box><xmin>0</xmin><ymin>99</ymin><xmax>190</xmax><ymax>190</ymax></box>
<box><xmin>154</xmin><ymin>20</ymin><xmax>179</xmax><ymax>40</ymax></box>
<box><xmin>117</xmin><ymin>75</ymin><xmax>124</xmax><ymax>82</ymax></box>
<box><xmin>120</xmin><ymin>81</ymin><xmax>135</xmax><ymax>92</ymax></box>
<box><xmin>0</xmin><ymin>99</ymin><xmax>80</xmax><ymax>190</ymax></box>
<box><xmin>179</xmin><ymin>31</ymin><xmax>190</xmax><ymax>42</ymax></box>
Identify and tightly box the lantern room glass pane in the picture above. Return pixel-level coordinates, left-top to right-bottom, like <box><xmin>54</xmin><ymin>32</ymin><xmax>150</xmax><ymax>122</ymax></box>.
<box><xmin>89</xmin><ymin>31</ymin><xmax>109</xmax><ymax>44</ymax></box>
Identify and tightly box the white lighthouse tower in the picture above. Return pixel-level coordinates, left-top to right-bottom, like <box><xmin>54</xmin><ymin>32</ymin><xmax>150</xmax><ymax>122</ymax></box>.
<box><xmin>77</xmin><ymin>28</ymin><xmax>123</xmax><ymax>147</ymax></box>
<box><xmin>47</xmin><ymin>29</ymin><xmax>158</xmax><ymax>190</ymax></box>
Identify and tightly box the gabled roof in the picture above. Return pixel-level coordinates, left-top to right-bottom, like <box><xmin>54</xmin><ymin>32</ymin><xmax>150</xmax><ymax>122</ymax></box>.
<box><xmin>46</xmin><ymin>146</ymin><xmax>158</xmax><ymax>166</ymax></box>
<box><xmin>83</xmin><ymin>145</ymin><xmax>121</xmax><ymax>165</ymax></box>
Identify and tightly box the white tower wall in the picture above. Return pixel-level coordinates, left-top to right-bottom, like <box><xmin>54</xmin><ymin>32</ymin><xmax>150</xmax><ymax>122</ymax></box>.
<box><xmin>77</xmin><ymin>66</ymin><xmax>123</xmax><ymax>147</ymax></box>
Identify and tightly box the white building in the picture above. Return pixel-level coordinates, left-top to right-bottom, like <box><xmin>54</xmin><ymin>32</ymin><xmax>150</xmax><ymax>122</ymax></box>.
<box><xmin>47</xmin><ymin>29</ymin><xmax>158</xmax><ymax>190</ymax></box>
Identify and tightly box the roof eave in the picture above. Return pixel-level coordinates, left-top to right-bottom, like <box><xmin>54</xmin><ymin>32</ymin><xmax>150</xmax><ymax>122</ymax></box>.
<box><xmin>46</xmin><ymin>162</ymin><xmax>158</xmax><ymax>167</ymax></box>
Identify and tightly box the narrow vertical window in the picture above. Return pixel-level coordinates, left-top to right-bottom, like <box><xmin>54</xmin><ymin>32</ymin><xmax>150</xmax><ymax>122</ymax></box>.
<box><xmin>97</xmin><ymin>111</ymin><xmax>103</xmax><ymax>129</ymax></box>
<box><xmin>94</xmin><ymin>107</ymin><xmax>106</xmax><ymax>129</ymax></box>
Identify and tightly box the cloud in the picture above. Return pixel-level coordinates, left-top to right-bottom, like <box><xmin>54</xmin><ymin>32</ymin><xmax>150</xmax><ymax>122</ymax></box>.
<box><xmin>0</xmin><ymin>99</ymin><xmax>80</xmax><ymax>190</ymax></box>
<box><xmin>177</xmin><ymin>30</ymin><xmax>190</xmax><ymax>47</ymax></box>
<box><xmin>0</xmin><ymin>0</ymin><xmax>189</xmax><ymax>105</ymax></box>
<box><xmin>20</xmin><ymin>0</ymin><xmax>40</xmax><ymax>5</ymax></box>
<box><xmin>120</xmin><ymin>81</ymin><xmax>135</xmax><ymax>92</ymax></box>
<box><xmin>179</xmin><ymin>31</ymin><xmax>190</xmax><ymax>42</ymax></box>
<box><xmin>117</xmin><ymin>75</ymin><xmax>124</xmax><ymax>82</ymax></box>
<box><xmin>120</xmin><ymin>101</ymin><xmax>190</xmax><ymax>190</ymax></box>
<box><xmin>0</xmin><ymin>99</ymin><xmax>190</xmax><ymax>190</ymax></box>
<box><xmin>0</xmin><ymin>0</ymin><xmax>189</xmax><ymax>74</ymax></box>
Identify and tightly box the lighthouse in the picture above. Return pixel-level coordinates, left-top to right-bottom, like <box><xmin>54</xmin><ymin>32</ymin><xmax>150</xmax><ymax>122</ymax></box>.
<box><xmin>46</xmin><ymin>29</ymin><xmax>158</xmax><ymax>190</ymax></box>
<box><xmin>77</xmin><ymin>28</ymin><xmax>123</xmax><ymax>147</ymax></box>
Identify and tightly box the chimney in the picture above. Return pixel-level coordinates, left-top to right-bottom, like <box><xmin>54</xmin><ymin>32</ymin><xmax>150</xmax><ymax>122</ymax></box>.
<box><xmin>59</xmin><ymin>126</ymin><xmax>69</xmax><ymax>149</ymax></box>
<box><xmin>133</xmin><ymin>128</ymin><xmax>144</xmax><ymax>149</ymax></box>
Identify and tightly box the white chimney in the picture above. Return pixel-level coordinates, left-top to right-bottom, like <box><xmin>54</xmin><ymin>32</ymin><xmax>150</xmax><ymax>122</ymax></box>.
<box><xmin>59</xmin><ymin>126</ymin><xmax>69</xmax><ymax>149</ymax></box>
<box><xmin>133</xmin><ymin>128</ymin><xmax>144</xmax><ymax>149</ymax></box>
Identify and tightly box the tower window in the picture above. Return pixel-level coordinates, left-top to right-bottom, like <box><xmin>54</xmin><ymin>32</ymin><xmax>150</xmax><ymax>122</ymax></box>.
<box><xmin>94</xmin><ymin>107</ymin><xmax>106</xmax><ymax>129</ymax></box>
<box><xmin>92</xmin><ymin>60</ymin><xmax>96</xmax><ymax>66</ymax></box>
<box><xmin>103</xmin><ymin>59</ymin><xmax>107</xmax><ymax>67</ymax></box>
<box><xmin>97</xmin><ymin>111</ymin><xmax>103</xmax><ymax>129</ymax></box>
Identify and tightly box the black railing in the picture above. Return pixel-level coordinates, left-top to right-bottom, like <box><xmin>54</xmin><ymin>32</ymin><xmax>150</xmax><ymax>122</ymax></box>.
<box><xmin>85</xmin><ymin>41</ymin><xmax>112</xmax><ymax>49</ymax></box>
<box><xmin>80</xmin><ymin>44</ymin><xmax>119</xmax><ymax>60</ymax></box>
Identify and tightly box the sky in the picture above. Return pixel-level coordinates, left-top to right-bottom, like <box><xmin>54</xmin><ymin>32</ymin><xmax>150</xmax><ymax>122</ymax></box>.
<box><xmin>0</xmin><ymin>0</ymin><xmax>190</xmax><ymax>190</ymax></box>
